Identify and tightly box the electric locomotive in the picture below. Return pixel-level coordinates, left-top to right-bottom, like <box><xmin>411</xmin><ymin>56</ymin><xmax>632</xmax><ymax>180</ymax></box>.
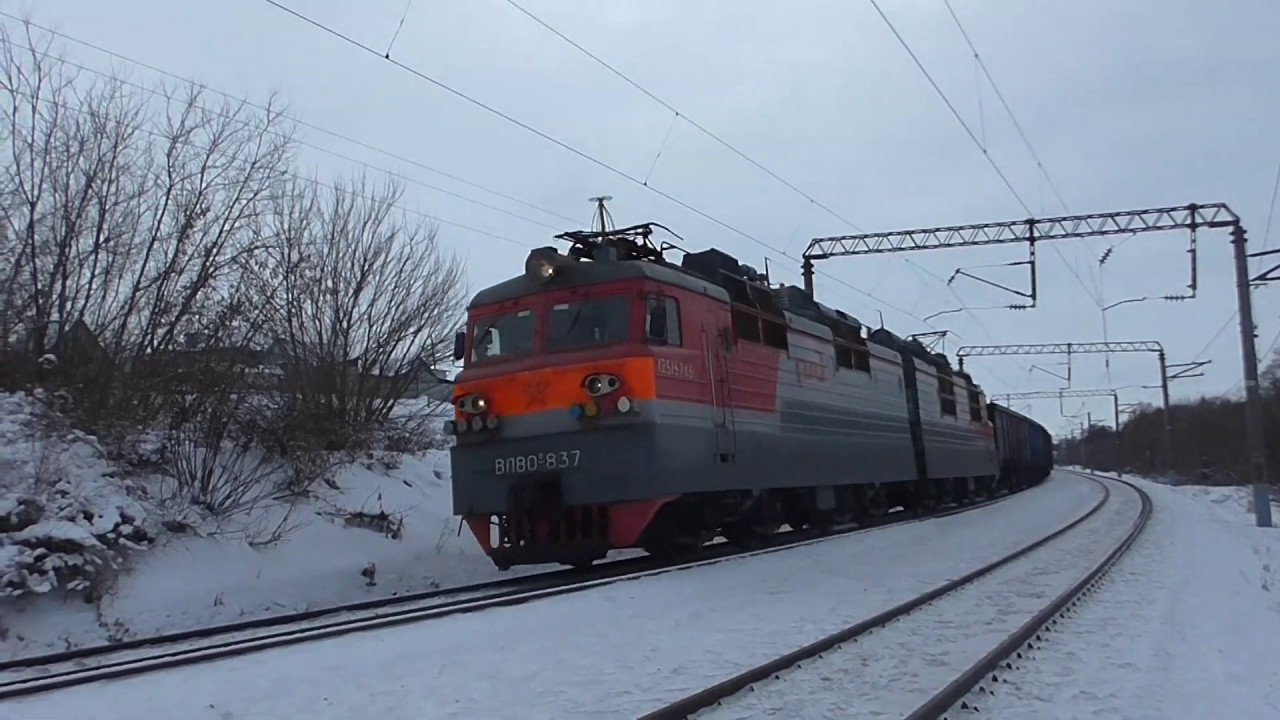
<box><xmin>447</xmin><ymin>220</ymin><xmax>1046</xmax><ymax>570</ymax></box>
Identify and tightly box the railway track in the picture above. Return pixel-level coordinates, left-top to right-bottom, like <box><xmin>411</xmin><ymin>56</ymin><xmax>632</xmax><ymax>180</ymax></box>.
<box><xmin>0</xmin><ymin>483</ymin><xmax>1025</xmax><ymax>700</ymax></box>
<box><xmin>639</xmin><ymin>471</ymin><xmax>1151</xmax><ymax>720</ymax></box>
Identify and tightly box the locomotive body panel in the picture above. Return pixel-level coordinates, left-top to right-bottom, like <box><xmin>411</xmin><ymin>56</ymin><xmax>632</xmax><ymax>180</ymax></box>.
<box><xmin>445</xmin><ymin>234</ymin><xmax>1052</xmax><ymax>569</ymax></box>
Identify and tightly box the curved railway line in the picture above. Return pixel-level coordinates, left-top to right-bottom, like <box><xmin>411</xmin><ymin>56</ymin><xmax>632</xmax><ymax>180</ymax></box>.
<box><xmin>0</xmin><ymin>482</ymin><xmax>1027</xmax><ymax>701</ymax></box>
<box><xmin>639</xmin><ymin>471</ymin><xmax>1151</xmax><ymax>720</ymax></box>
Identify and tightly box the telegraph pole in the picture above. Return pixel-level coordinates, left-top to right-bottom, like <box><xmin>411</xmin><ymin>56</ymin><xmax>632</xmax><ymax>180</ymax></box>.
<box><xmin>1158</xmin><ymin>350</ymin><xmax>1172</xmax><ymax>474</ymax></box>
<box><xmin>1232</xmin><ymin>223</ymin><xmax>1273</xmax><ymax>527</ymax></box>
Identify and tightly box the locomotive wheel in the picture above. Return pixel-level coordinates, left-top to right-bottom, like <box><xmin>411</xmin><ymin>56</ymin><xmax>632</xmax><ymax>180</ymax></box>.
<box><xmin>938</xmin><ymin>480</ymin><xmax>955</xmax><ymax>507</ymax></box>
<box><xmin>783</xmin><ymin>508</ymin><xmax>809</xmax><ymax>532</ymax></box>
<box><xmin>912</xmin><ymin>480</ymin><xmax>939</xmax><ymax>515</ymax></box>
<box><xmin>864</xmin><ymin>485</ymin><xmax>889</xmax><ymax>518</ymax></box>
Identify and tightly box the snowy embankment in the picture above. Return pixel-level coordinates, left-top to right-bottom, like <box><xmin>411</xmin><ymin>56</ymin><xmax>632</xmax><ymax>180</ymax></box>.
<box><xmin>972</xmin><ymin>477</ymin><xmax>1280</xmax><ymax>719</ymax></box>
<box><xmin>1</xmin><ymin>472</ymin><xmax>1106</xmax><ymax>719</ymax></box>
<box><xmin>0</xmin><ymin>391</ymin><xmax>552</xmax><ymax>660</ymax></box>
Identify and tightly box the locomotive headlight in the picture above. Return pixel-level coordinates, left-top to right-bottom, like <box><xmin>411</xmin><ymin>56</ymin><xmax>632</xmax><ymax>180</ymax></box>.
<box><xmin>583</xmin><ymin>373</ymin><xmax>620</xmax><ymax>397</ymax></box>
<box><xmin>456</xmin><ymin>394</ymin><xmax>488</xmax><ymax>415</ymax></box>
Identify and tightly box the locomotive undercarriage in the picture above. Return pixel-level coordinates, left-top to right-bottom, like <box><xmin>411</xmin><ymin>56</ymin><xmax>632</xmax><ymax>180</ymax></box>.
<box><xmin>635</xmin><ymin>472</ymin><xmax>1021</xmax><ymax>562</ymax></box>
<box><xmin>471</xmin><ymin>468</ymin><xmax>1034</xmax><ymax>570</ymax></box>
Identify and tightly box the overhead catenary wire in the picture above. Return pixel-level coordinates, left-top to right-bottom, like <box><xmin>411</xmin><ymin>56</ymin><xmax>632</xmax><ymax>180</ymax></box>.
<box><xmin>500</xmin><ymin>0</ymin><xmax>1014</xmax><ymax>347</ymax></box>
<box><xmin>943</xmin><ymin>0</ymin><xmax>1104</xmax><ymax>302</ymax></box>
<box><xmin>868</xmin><ymin>0</ymin><xmax>1105</xmax><ymax>311</ymax></box>
<box><xmin>501</xmin><ymin>0</ymin><xmax>866</xmax><ymax>237</ymax></box>
<box><xmin>3</xmin><ymin>34</ymin><xmax>567</xmax><ymax>235</ymax></box>
<box><xmin>1255</xmin><ymin>155</ymin><xmax>1280</xmax><ymax>273</ymax></box>
<box><xmin>0</xmin><ymin>11</ymin><xmax>584</xmax><ymax>231</ymax></box>
<box><xmin>261</xmin><ymin>0</ymin><xmax>938</xmax><ymax>329</ymax></box>
<box><xmin>9</xmin><ymin>87</ymin><xmax>528</xmax><ymax>249</ymax></box>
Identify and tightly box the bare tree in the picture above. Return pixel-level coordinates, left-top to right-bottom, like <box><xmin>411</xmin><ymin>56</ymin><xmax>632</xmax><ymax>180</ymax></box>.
<box><xmin>0</xmin><ymin>18</ymin><xmax>295</xmax><ymax>424</ymax></box>
<box><xmin>254</xmin><ymin>172</ymin><xmax>465</xmax><ymax>455</ymax></box>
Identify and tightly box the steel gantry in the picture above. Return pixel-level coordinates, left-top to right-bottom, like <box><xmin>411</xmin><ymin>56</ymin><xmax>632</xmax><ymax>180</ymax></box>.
<box><xmin>992</xmin><ymin>388</ymin><xmax>1123</xmax><ymax>433</ymax></box>
<box><xmin>801</xmin><ymin>203</ymin><xmax>1230</xmax><ymax>306</ymax></box>
<box><xmin>957</xmin><ymin>341</ymin><xmax>1170</xmax><ymax>470</ymax></box>
<box><xmin>802</xmin><ymin>202</ymin><xmax>1272</xmax><ymax>528</ymax></box>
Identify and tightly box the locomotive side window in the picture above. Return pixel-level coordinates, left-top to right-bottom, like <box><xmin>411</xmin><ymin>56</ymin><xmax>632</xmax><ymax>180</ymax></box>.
<box><xmin>547</xmin><ymin>295</ymin><xmax>632</xmax><ymax>351</ymax></box>
<box><xmin>967</xmin><ymin>387</ymin><xmax>983</xmax><ymax>422</ymax></box>
<box><xmin>835</xmin><ymin>344</ymin><xmax>854</xmax><ymax>369</ymax></box>
<box><xmin>731</xmin><ymin>307</ymin><xmax>761</xmax><ymax>343</ymax></box>
<box><xmin>938</xmin><ymin>374</ymin><xmax>958</xmax><ymax>417</ymax></box>
<box><xmin>645</xmin><ymin>295</ymin><xmax>682</xmax><ymax>347</ymax></box>
<box><xmin>761</xmin><ymin>318</ymin><xmax>788</xmax><ymax>350</ymax></box>
<box><xmin>471</xmin><ymin>309</ymin><xmax>535</xmax><ymax>364</ymax></box>
<box><xmin>835</xmin><ymin>340</ymin><xmax>871</xmax><ymax>374</ymax></box>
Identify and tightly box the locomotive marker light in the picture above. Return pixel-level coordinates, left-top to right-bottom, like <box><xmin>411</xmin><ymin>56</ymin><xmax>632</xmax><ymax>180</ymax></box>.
<box><xmin>617</xmin><ymin>396</ymin><xmax>633</xmax><ymax>413</ymax></box>
<box><xmin>525</xmin><ymin>246</ymin><xmax>570</xmax><ymax>284</ymax></box>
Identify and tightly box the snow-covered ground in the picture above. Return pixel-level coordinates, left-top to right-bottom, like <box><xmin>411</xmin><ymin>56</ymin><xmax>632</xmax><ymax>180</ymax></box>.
<box><xmin>967</xmin><ymin>477</ymin><xmax>1280</xmax><ymax>720</ymax></box>
<box><xmin>0</xmin><ymin>391</ymin><xmax>558</xmax><ymax>661</ymax></box>
<box><xmin>0</xmin><ymin>471</ymin><xmax>1106</xmax><ymax>719</ymax></box>
<box><xmin>700</xmin><ymin>475</ymin><xmax>1145</xmax><ymax>719</ymax></box>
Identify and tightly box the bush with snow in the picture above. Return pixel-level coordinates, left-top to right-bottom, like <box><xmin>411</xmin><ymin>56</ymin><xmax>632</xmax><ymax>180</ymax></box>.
<box><xmin>0</xmin><ymin>392</ymin><xmax>155</xmax><ymax>600</ymax></box>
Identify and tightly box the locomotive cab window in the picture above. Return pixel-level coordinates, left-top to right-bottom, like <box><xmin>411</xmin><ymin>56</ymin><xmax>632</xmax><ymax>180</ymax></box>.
<box><xmin>470</xmin><ymin>309</ymin><xmax>535</xmax><ymax>364</ymax></box>
<box><xmin>547</xmin><ymin>295</ymin><xmax>632</xmax><ymax>351</ymax></box>
<box><xmin>646</xmin><ymin>295</ymin><xmax>682</xmax><ymax>347</ymax></box>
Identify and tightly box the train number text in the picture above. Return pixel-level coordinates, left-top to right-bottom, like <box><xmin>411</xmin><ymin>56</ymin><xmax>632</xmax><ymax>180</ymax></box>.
<box><xmin>495</xmin><ymin>450</ymin><xmax>581</xmax><ymax>475</ymax></box>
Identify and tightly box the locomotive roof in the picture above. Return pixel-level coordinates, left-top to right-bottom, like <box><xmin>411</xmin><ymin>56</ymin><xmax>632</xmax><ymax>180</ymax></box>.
<box><xmin>468</xmin><ymin>252</ymin><xmax>731</xmax><ymax>308</ymax></box>
<box><xmin>471</xmin><ymin>232</ymin><xmax>971</xmax><ymax>385</ymax></box>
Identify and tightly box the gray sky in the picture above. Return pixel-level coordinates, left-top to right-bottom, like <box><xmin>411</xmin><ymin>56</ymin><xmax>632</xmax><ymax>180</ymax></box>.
<box><xmin>11</xmin><ymin>0</ymin><xmax>1280</xmax><ymax>435</ymax></box>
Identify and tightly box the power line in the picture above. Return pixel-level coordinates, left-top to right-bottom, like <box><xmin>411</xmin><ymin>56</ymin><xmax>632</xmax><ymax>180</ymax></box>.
<box><xmin>942</xmin><ymin>1</ymin><xmax>1069</xmax><ymax>213</ymax></box>
<box><xmin>500</xmin><ymin>0</ymin><xmax>1009</xmax><ymax>343</ymax></box>
<box><xmin>4</xmin><ymin>36</ymin><xmax>565</xmax><ymax>234</ymax></box>
<box><xmin>0</xmin><ymin>11</ymin><xmax>583</xmax><ymax>230</ymax></box>
<box><xmin>261</xmin><ymin>0</ymin><xmax>936</xmax><ymax>328</ymax></box>
<box><xmin>1193</xmin><ymin>312</ymin><xmax>1238</xmax><ymax>362</ymax></box>
<box><xmin>868</xmin><ymin>0</ymin><xmax>1104</xmax><ymax>310</ymax></box>
<box><xmin>10</xmin><ymin>87</ymin><xmax>527</xmax><ymax>249</ymax></box>
<box><xmin>1256</xmin><ymin>155</ymin><xmax>1280</xmax><ymax>272</ymax></box>
<box><xmin>942</xmin><ymin>0</ymin><xmax>1103</xmax><ymax>300</ymax></box>
<box><xmin>501</xmin><ymin>0</ymin><xmax>866</xmax><ymax>236</ymax></box>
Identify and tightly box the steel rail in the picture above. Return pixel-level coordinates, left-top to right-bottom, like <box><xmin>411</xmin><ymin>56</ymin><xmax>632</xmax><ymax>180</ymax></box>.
<box><xmin>638</xmin><ymin>474</ymin><xmax>1113</xmax><ymax>720</ymax></box>
<box><xmin>901</xmin><ymin>471</ymin><xmax>1152</xmax><ymax>719</ymax></box>
<box><xmin>0</xmin><ymin>485</ymin><xmax>1027</xmax><ymax>700</ymax></box>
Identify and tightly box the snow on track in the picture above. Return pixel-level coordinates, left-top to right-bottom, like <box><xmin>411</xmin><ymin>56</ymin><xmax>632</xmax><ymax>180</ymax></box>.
<box><xmin>695</xmin><ymin>475</ymin><xmax>1143</xmax><ymax>719</ymax></box>
<box><xmin>1</xmin><ymin>472</ymin><xmax>1101</xmax><ymax>720</ymax></box>
<box><xmin>967</xmin><ymin>480</ymin><xmax>1280</xmax><ymax>720</ymax></box>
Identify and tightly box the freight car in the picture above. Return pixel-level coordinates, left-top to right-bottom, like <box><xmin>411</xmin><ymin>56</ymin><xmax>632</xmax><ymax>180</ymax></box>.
<box><xmin>988</xmin><ymin>402</ymin><xmax>1054</xmax><ymax>487</ymax></box>
<box><xmin>446</xmin><ymin>222</ymin><xmax>1053</xmax><ymax>570</ymax></box>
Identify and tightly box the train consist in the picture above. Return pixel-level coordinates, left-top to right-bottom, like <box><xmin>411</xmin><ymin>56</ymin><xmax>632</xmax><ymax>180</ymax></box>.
<box><xmin>446</xmin><ymin>222</ymin><xmax>1054</xmax><ymax>570</ymax></box>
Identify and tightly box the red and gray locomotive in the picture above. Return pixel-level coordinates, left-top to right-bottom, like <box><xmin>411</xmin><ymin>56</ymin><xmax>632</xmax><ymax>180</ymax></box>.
<box><xmin>446</xmin><ymin>222</ymin><xmax>1053</xmax><ymax>570</ymax></box>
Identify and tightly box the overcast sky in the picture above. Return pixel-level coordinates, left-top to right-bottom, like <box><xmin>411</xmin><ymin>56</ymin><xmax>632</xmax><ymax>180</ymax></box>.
<box><xmin>9</xmin><ymin>0</ymin><xmax>1280</xmax><ymax>435</ymax></box>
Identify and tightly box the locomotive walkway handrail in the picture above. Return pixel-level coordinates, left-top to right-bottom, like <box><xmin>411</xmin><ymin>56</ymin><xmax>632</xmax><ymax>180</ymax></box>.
<box><xmin>636</xmin><ymin>474</ymin><xmax>1117</xmax><ymax>720</ymax></box>
<box><xmin>0</xmin><ymin>487</ymin><xmax>1022</xmax><ymax>701</ymax></box>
